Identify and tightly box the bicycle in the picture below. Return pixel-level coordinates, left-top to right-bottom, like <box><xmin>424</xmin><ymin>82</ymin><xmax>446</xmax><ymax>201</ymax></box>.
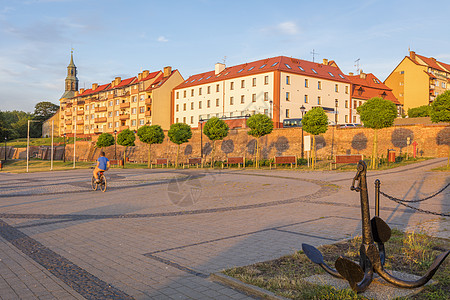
<box><xmin>91</xmin><ymin>171</ymin><xmax>107</xmax><ymax>192</ymax></box>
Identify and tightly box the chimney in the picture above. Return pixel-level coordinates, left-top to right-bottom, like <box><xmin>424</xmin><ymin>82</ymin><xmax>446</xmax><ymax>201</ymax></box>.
<box><xmin>114</xmin><ymin>77</ymin><xmax>121</xmax><ymax>86</ymax></box>
<box><xmin>74</xmin><ymin>91</ymin><xmax>79</xmax><ymax>97</ymax></box>
<box><xmin>142</xmin><ymin>70</ymin><xmax>150</xmax><ymax>78</ymax></box>
<box><xmin>323</xmin><ymin>58</ymin><xmax>328</xmax><ymax>65</ymax></box>
<box><xmin>359</xmin><ymin>72</ymin><xmax>366</xmax><ymax>79</ymax></box>
<box><xmin>349</xmin><ymin>72</ymin><xmax>354</xmax><ymax>76</ymax></box>
<box><xmin>409</xmin><ymin>51</ymin><xmax>416</xmax><ymax>60</ymax></box>
<box><xmin>138</xmin><ymin>73</ymin><xmax>142</xmax><ymax>80</ymax></box>
<box><xmin>215</xmin><ymin>63</ymin><xmax>225</xmax><ymax>75</ymax></box>
<box><xmin>163</xmin><ymin>66</ymin><xmax>172</xmax><ymax>77</ymax></box>
<box><xmin>431</xmin><ymin>57</ymin><xmax>436</xmax><ymax>62</ymax></box>
<box><xmin>92</xmin><ymin>83</ymin><xmax>98</xmax><ymax>90</ymax></box>
<box><xmin>79</xmin><ymin>88</ymin><xmax>85</xmax><ymax>94</ymax></box>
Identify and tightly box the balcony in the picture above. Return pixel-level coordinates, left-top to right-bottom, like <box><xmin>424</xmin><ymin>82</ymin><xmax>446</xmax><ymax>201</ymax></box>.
<box><xmin>65</xmin><ymin>111</ymin><xmax>72</xmax><ymax>116</ymax></box>
<box><xmin>66</xmin><ymin>120</ymin><xmax>72</xmax><ymax>125</ymax></box>
<box><xmin>60</xmin><ymin>114</ymin><xmax>65</xmax><ymax>119</ymax></box>
<box><xmin>77</xmin><ymin>110</ymin><xmax>84</xmax><ymax>115</ymax></box>
<box><xmin>76</xmin><ymin>100</ymin><xmax>85</xmax><ymax>106</ymax></box>
<box><xmin>76</xmin><ymin>129</ymin><xmax>84</xmax><ymax>135</ymax></box>
<box><xmin>120</xmin><ymin>102</ymin><xmax>130</xmax><ymax>109</ymax></box>
<box><xmin>119</xmin><ymin>125</ymin><xmax>129</xmax><ymax>131</ymax></box>
<box><xmin>77</xmin><ymin>120</ymin><xmax>84</xmax><ymax>125</ymax></box>
<box><xmin>145</xmin><ymin>98</ymin><xmax>152</xmax><ymax>106</ymax></box>
<box><xmin>145</xmin><ymin>111</ymin><xmax>151</xmax><ymax>117</ymax></box>
<box><xmin>95</xmin><ymin>106</ymin><xmax>107</xmax><ymax>112</ymax></box>
<box><xmin>119</xmin><ymin>114</ymin><xmax>130</xmax><ymax>121</ymax></box>
<box><xmin>94</xmin><ymin>117</ymin><xmax>107</xmax><ymax>123</ymax></box>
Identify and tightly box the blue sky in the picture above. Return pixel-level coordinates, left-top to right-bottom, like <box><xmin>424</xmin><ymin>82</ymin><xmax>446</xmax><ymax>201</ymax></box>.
<box><xmin>1</xmin><ymin>0</ymin><xmax>450</xmax><ymax>112</ymax></box>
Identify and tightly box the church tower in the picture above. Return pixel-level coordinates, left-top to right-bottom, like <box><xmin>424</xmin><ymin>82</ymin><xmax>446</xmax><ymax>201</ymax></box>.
<box><xmin>61</xmin><ymin>50</ymin><xmax>78</xmax><ymax>99</ymax></box>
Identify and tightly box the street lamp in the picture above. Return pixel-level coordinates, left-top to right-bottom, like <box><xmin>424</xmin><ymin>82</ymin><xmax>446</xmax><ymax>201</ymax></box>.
<box><xmin>300</xmin><ymin>106</ymin><xmax>306</xmax><ymax>159</ymax></box>
<box><xmin>26</xmin><ymin>119</ymin><xmax>39</xmax><ymax>173</ymax></box>
<box><xmin>114</xmin><ymin>129</ymin><xmax>117</xmax><ymax>160</ymax></box>
<box><xmin>4</xmin><ymin>136</ymin><xmax>7</xmax><ymax>162</ymax></box>
<box><xmin>199</xmin><ymin>118</ymin><xmax>203</xmax><ymax>159</ymax></box>
<box><xmin>269</xmin><ymin>100</ymin><xmax>273</xmax><ymax>119</ymax></box>
<box><xmin>63</xmin><ymin>133</ymin><xmax>66</xmax><ymax>162</ymax></box>
<box><xmin>335</xmin><ymin>99</ymin><xmax>339</xmax><ymax>124</ymax></box>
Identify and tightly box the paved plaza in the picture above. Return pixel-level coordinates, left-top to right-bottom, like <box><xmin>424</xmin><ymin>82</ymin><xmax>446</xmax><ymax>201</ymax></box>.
<box><xmin>0</xmin><ymin>158</ymin><xmax>448</xmax><ymax>299</ymax></box>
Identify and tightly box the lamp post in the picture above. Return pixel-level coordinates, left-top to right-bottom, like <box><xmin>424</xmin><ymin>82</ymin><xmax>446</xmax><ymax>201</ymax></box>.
<box><xmin>4</xmin><ymin>136</ymin><xmax>7</xmax><ymax>162</ymax></box>
<box><xmin>199</xmin><ymin>118</ymin><xmax>204</xmax><ymax>159</ymax></box>
<box><xmin>269</xmin><ymin>100</ymin><xmax>273</xmax><ymax>119</ymax></box>
<box><xmin>300</xmin><ymin>106</ymin><xmax>306</xmax><ymax>159</ymax></box>
<box><xmin>114</xmin><ymin>129</ymin><xmax>117</xmax><ymax>160</ymax></box>
<box><xmin>26</xmin><ymin>119</ymin><xmax>39</xmax><ymax>173</ymax></box>
<box><xmin>63</xmin><ymin>133</ymin><xmax>66</xmax><ymax>162</ymax></box>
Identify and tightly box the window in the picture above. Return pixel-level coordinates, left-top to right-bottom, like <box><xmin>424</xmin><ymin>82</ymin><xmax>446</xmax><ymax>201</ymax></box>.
<box><xmin>353</xmin><ymin>116</ymin><xmax>357</xmax><ymax>123</ymax></box>
<box><xmin>191</xmin><ymin>116</ymin><xmax>194</xmax><ymax>124</ymax></box>
<box><xmin>284</xmin><ymin>63</ymin><xmax>291</xmax><ymax>69</ymax></box>
<box><xmin>183</xmin><ymin>117</ymin><xmax>186</xmax><ymax>123</ymax></box>
<box><xmin>207</xmin><ymin>100</ymin><xmax>211</xmax><ymax>108</ymax></box>
<box><xmin>264</xmin><ymin>92</ymin><xmax>268</xmax><ymax>101</ymax></box>
<box><xmin>183</xmin><ymin>103</ymin><xmax>186</xmax><ymax>111</ymax></box>
<box><xmin>191</xmin><ymin>89</ymin><xmax>194</xmax><ymax>96</ymax></box>
<box><xmin>207</xmin><ymin>86</ymin><xmax>211</xmax><ymax>94</ymax></box>
<box><xmin>176</xmin><ymin>118</ymin><xmax>179</xmax><ymax>123</ymax></box>
<box><xmin>230</xmin><ymin>82</ymin><xmax>234</xmax><ymax>90</ymax></box>
<box><xmin>264</xmin><ymin>76</ymin><xmax>268</xmax><ymax>85</ymax></box>
<box><xmin>264</xmin><ymin>109</ymin><xmax>269</xmax><ymax>116</ymax></box>
<box><xmin>116</xmin><ymin>99</ymin><xmax>120</xmax><ymax>105</ymax></box>
<box><xmin>140</xmin><ymin>119</ymin><xmax>145</xmax><ymax>126</ymax></box>
<box><xmin>140</xmin><ymin>95</ymin><xmax>145</xmax><ymax>102</ymax></box>
<box><xmin>140</xmin><ymin>106</ymin><xmax>145</xmax><ymax>113</ymax></box>
<box><xmin>199</xmin><ymin>101</ymin><xmax>202</xmax><ymax>109</ymax></box>
<box><xmin>132</xmin><ymin>108</ymin><xmax>136</xmax><ymax>114</ymax></box>
<box><xmin>286</xmin><ymin>76</ymin><xmax>290</xmax><ymax>85</ymax></box>
<box><xmin>241</xmin><ymin>95</ymin><xmax>245</xmax><ymax>103</ymax></box>
<box><xmin>216</xmin><ymin>98</ymin><xmax>219</xmax><ymax>106</ymax></box>
<box><xmin>115</xmin><ymin>121</ymin><xmax>119</xmax><ymax>128</ymax></box>
<box><xmin>305</xmin><ymin>79</ymin><xmax>309</xmax><ymax>87</ymax></box>
<box><xmin>271</xmin><ymin>62</ymin><xmax>278</xmax><ymax>67</ymax></box>
<box><xmin>400</xmin><ymin>71</ymin><xmax>405</xmax><ymax>74</ymax></box>
<box><xmin>335</xmin><ymin>99</ymin><xmax>339</xmax><ymax>107</ymax></box>
<box><xmin>115</xmin><ymin>111</ymin><xmax>119</xmax><ymax>116</ymax></box>
<box><xmin>85</xmin><ymin>105</ymin><xmax>89</xmax><ymax>110</ymax></box>
<box><xmin>216</xmin><ymin>84</ymin><xmax>220</xmax><ymax>92</ymax></box>
<box><xmin>359</xmin><ymin>101</ymin><xmax>362</xmax><ymax>107</ymax></box>
<box><xmin>317</xmin><ymin>96</ymin><xmax>321</xmax><ymax>105</ymax></box>
<box><xmin>132</xmin><ymin>96</ymin><xmax>137</xmax><ymax>103</ymax></box>
<box><xmin>91</xmin><ymin>114</ymin><xmax>95</xmax><ymax>119</ymax></box>
<box><xmin>238</xmin><ymin>68</ymin><xmax>244</xmax><ymax>73</ymax></box>
<box><xmin>311</xmin><ymin>68</ymin><xmax>317</xmax><ymax>74</ymax></box>
<box><xmin>85</xmin><ymin>115</ymin><xmax>89</xmax><ymax>120</ymax></box>
<box><xmin>248</xmin><ymin>66</ymin><xmax>254</xmax><ymax>71</ymax></box>
<box><xmin>241</xmin><ymin>80</ymin><xmax>245</xmax><ymax>88</ymax></box>
<box><xmin>442</xmin><ymin>82</ymin><xmax>446</xmax><ymax>88</ymax></box>
<box><xmin>345</xmin><ymin>115</ymin><xmax>348</xmax><ymax>123</ymax></box>
<box><xmin>108</xmin><ymin>112</ymin><xmax>113</xmax><ymax>117</ymax></box>
<box><xmin>286</xmin><ymin>109</ymin><xmax>290</xmax><ymax>118</ymax></box>
<box><xmin>318</xmin><ymin>81</ymin><xmax>322</xmax><ymax>90</ymax></box>
<box><xmin>353</xmin><ymin>100</ymin><xmax>357</xmax><ymax>108</ymax></box>
<box><xmin>298</xmin><ymin>66</ymin><xmax>305</xmax><ymax>71</ymax></box>
<box><xmin>260</xmin><ymin>64</ymin><xmax>267</xmax><ymax>69</ymax></box>
<box><xmin>191</xmin><ymin>102</ymin><xmax>194</xmax><ymax>110</ymax></box>
<box><xmin>176</xmin><ymin>104</ymin><xmax>179</xmax><ymax>112</ymax></box>
<box><xmin>335</xmin><ymin>84</ymin><xmax>339</xmax><ymax>92</ymax></box>
<box><xmin>230</xmin><ymin>112</ymin><xmax>233</xmax><ymax>117</ymax></box>
<box><xmin>252</xmin><ymin>94</ymin><xmax>256</xmax><ymax>102</ymax></box>
<box><xmin>230</xmin><ymin>97</ymin><xmax>234</xmax><ymax>105</ymax></box>
<box><xmin>176</xmin><ymin>92</ymin><xmax>179</xmax><ymax>99</ymax></box>
<box><xmin>304</xmin><ymin>95</ymin><xmax>308</xmax><ymax>103</ymax></box>
<box><xmin>286</xmin><ymin>92</ymin><xmax>290</xmax><ymax>101</ymax></box>
<box><xmin>132</xmin><ymin>120</ymin><xmax>136</xmax><ymax>126</ymax></box>
<box><xmin>345</xmin><ymin>86</ymin><xmax>349</xmax><ymax>94</ymax></box>
<box><xmin>328</xmin><ymin>72</ymin><xmax>335</xmax><ymax>77</ymax></box>
<box><xmin>339</xmin><ymin>74</ymin><xmax>345</xmax><ymax>79</ymax></box>
<box><xmin>183</xmin><ymin>90</ymin><xmax>187</xmax><ymax>98</ymax></box>
<box><xmin>345</xmin><ymin>100</ymin><xmax>349</xmax><ymax>108</ymax></box>
<box><xmin>199</xmin><ymin>88</ymin><xmax>202</xmax><ymax>95</ymax></box>
<box><xmin>109</xmin><ymin>101</ymin><xmax>113</xmax><ymax>107</ymax></box>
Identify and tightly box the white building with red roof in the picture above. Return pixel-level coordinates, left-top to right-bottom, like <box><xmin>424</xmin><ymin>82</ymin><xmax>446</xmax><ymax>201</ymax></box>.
<box><xmin>173</xmin><ymin>56</ymin><xmax>352</xmax><ymax>128</ymax></box>
<box><xmin>347</xmin><ymin>72</ymin><xmax>402</xmax><ymax>124</ymax></box>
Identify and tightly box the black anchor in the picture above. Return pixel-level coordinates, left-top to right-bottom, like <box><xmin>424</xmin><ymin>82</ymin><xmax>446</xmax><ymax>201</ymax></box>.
<box><xmin>302</xmin><ymin>160</ymin><xmax>450</xmax><ymax>292</ymax></box>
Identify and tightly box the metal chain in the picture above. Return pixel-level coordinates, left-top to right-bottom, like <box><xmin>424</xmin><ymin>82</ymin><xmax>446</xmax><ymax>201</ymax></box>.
<box><xmin>379</xmin><ymin>183</ymin><xmax>450</xmax><ymax>203</ymax></box>
<box><xmin>383</xmin><ymin>196</ymin><xmax>450</xmax><ymax>217</ymax></box>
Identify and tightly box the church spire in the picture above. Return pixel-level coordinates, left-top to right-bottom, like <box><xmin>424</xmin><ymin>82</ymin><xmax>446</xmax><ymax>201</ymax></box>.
<box><xmin>61</xmin><ymin>49</ymin><xmax>79</xmax><ymax>99</ymax></box>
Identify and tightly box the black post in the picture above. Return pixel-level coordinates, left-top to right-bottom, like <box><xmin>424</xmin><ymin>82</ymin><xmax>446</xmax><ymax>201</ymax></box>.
<box><xmin>199</xmin><ymin>119</ymin><xmax>203</xmax><ymax>159</ymax></box>
<box><xmin>114</xmin><ymin>130</ymin><xmax>117</xmax><ymax>160</ymax></box>
<box><xmin>63</xmin><ymin>133</ymin><xmax>66</xmax><ymax>162</ymax></box>
<box><xmin>375</xmin><ymin>179</ymin><xmax>380</xmax><ymax>217</ymax></box>
<box><xmin>300</xmin><ymin>106</ymin><xmax>306</xmax><ymax>159</ymax></box>
<box><xmin>4</xmin><ymin>137</ymin><xmax>7</xmax><ymax>162</ymax></box>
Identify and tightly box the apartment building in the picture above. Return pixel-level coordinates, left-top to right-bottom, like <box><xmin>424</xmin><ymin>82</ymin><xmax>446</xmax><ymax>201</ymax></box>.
<box><xmin>59</xmin><ymin>54</ymin><xmax>183</xmax><ymax>136</ymax></box>
<box><xmin>173</xmin><ymin>56</ymin><xmax>352</xmax><ymax>128</ymax></box>
<box><xmin>384</xmin><ymin>51</ymin><xmax>450</xmax><ymax>111</ymax></box>
<box><xmin>347</xmin><ymin>72</ymin><xmax>401</xmax><ymax>123</ymax></box>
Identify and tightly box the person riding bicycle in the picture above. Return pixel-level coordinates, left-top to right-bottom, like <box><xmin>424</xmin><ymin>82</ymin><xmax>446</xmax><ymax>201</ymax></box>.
<box><xmin>93</xmin><ymin>151</ymin><xmax>110</xmax><ymax>183</ymax></box>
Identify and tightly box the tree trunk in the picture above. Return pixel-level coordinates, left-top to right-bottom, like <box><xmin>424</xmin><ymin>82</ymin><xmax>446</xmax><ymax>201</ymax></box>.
<box><xmin>148</xmin><ymin>144</ymin><xmax>151</xmax><ymax>168</ymax></box>
<box><xmin>372</xmin><ymin>129</ymin><xmax>378</xmax><ymax>170</ymax></box>
<box><xmin>256</xmin><ymin>137</ymin><xmax>260</xmax><ymax>168</ymax></box>
<box><xmin>123</xmin><ymin>146</ymin><xmax>127</xmax><ymax>169</ymax></box>
<box><xmin>176</xmin><ymin>144</ymin><xmax>180</xmax><ymax>168</ymax></box>
<box><xmin>211</xmin><ymin>140</ymin><xmax>215</xmax><ymax>168</ymax></box>
<box><xmin>311</xmin><ymin>135</ymin><xmax>316</xmax><ymax>169</ymax></box>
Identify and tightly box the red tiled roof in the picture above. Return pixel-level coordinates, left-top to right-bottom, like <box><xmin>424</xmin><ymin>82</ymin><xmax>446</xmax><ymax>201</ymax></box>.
<box><xmin>145</xmin><ymin>71</ymin><xmax>177</xmax><ymax>91</ymax></box>
<box><xmin>438</xmin><ymin>61</ymin><xmax>450</xmax><ymax>73</ymax></box>
<box><xmin>175</xmin><ymin>56</ymin><xmax>350</xmax><ymax>89</ymax></box>
<box><xmin>415</xmin><ymin>54</ymin><xmax>447</xmax><ymax>72</ymax></box>
<box><xmin>426</xmin><ymin>71</ymin><xmax>436</xmax><ymax>79</ymax></box>
<box><xmin>348</xmin><ymin>73</ymin><xmax>400</xmax><ymax>105</ymax></box>
<box><xmin>108</xmin><ymin>77</ymin><xmax>137</xmax><ymax>89</ymax></box>
<box><xmin>78</xmin><ymin>83</ymin><xmax>110</xmax><ymax>97</ymax></box>
<box><xmin>136</xmin><ymin>71</ymin><xmax>160</xmax><ymax>83</ymax></box>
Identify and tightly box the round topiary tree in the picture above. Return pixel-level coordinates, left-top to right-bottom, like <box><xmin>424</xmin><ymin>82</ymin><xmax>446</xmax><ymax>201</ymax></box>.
<box><xmin>96</xmin><ymin>132</ymin><xmax>115</xmax><ymax>150</ymax></box>
<box><xmin>246</xmin><ymin>114</ymin><xmax>274</xmax><ymax>168</ymax></box>
<box><xmin>137</xmin><ymin>125</ymin><xmax>165</xmax><ymax>168</ymax></box>
<box><xmin>168</xmin><ymin>123</ymin><xmax>192</xmax><ymax>168</ymax></box>
<box><xmin>407</xmin><ymin>105</ymin><xmax>431</xmax><ymax>118</ymax></box>
<box><xmin>203</xmin><ymin>117</ymin><xmax>229</xmax><ymax>168</ymax></box>
<box><xmin>431</xmin><ymin>90</ymin><xmax>450</xmax><ymax>166</ymax></box>
<box><xmin>357</xmin><ymin>97</ymin><xmax>397</xmax><ymax>169</ymax></box>
<box><xmin>302</xmin><ymin>107</ymin><xmax>328</xmax><ymax>169</ymax></box>
<box><xmin>116</xmin><ymin>129</ymin><xmax>135</xmax><ymax>168</ymax></box>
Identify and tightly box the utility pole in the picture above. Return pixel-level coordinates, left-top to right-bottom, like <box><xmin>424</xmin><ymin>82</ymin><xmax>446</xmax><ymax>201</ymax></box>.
<box><xmin>311</xmin><ymin>49</ymin><xmax>319</xmax><ymax>62</ymax></box>
<box><xmin>355</xmin><ymin>58</ymin><xmax>361</xmax><ymax>74</ymax></box>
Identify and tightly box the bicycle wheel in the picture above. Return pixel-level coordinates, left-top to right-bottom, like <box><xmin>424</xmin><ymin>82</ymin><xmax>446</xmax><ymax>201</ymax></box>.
<box><xmin>91</xmin><ymin>176</ymin><xmax>98</xmax><ymax>191</ymax></box>
<box><xmin>100</xmin><ymin>174</ymin><xmax>107</xmax><ymax>192</ymax></box>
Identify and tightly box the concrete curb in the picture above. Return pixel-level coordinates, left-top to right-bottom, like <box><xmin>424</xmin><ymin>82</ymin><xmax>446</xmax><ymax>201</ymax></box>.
<box><xmin>209</xmin><ymin>272</ymin><xmax>289</xmax><ymax>300</ymax></box>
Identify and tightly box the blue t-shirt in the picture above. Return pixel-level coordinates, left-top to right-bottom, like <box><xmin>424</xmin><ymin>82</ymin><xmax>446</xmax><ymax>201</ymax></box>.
<box><xmin>97</xmin><ymin>156</ymin><xmax>109</xmax><ymax>170</ymax></box>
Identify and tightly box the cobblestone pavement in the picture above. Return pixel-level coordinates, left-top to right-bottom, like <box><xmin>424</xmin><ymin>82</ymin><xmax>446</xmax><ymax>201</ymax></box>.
<box><xmin>0</xmin><ymin>158</ymin><xmax>448</xmax><ymax>299</ymax></box>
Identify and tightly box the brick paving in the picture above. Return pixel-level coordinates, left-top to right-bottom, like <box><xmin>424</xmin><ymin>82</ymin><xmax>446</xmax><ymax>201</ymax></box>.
<box><xmin>0</xmin><ymin>158</ymin><xmax>448</xmax><ymax>299</ymax></box>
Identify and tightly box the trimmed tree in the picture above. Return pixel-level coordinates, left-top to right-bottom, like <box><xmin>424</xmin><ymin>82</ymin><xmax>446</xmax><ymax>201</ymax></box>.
<box><xmin>357</xmin><ymin>97</ymin><xmax>397</xmax><ymax>169</ymax></box>
<box><xmin>407</xmin><ymin>105</ymin><xmax>431</xmax><ymax>118</ymax></box>
<box><xmin>431</xmin><ymin>90</ymin><xmax>450</xmax><ymax>166</ymax></box>
<box><xmin>96</xmin><ymin>133</ymin><xmax>115</xmax><ymax>150</ymax></box>
<box><xmin>137</xmin><ymin>125</ymin><xmax>165</xmax><ymax>168</ymax></box>
<box><xmin>301</xmin><ymin>107</ymin><xmax>328</xmax><ymax>169</ymax></box>
<box><xmin>116</xmin><ymin>129</ymin><xmax>135</xmax><ymax>168</ymax></box>
<box><xmin>246</xmin><ymin>114</ymin><xmax>274</xmax><ymax>168</ymax></box>
<box><xmin>168</xmin><ymin>123</ymin><xmax>192</xmax><ymax>168</ymax></box>
<box><xmin>203</xmin><ymin>117</ymin><xmax>229</xmax><ymax>167</ymax></box>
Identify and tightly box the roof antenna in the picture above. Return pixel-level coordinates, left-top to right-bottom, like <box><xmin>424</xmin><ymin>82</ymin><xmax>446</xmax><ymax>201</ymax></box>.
<box><xmin>355</xmin><ymin>58</ymin><xmax>361</xmax><ymax>74</ymax></box>
<box><xmin>223</xmin><ymin>56</ymin><xmax>227</xmax><ymax>65</ymax></box>
<box><xmin>311</xmin><ymin>49</ymin><xmax>319</xmax><ymax>62</ymax></box>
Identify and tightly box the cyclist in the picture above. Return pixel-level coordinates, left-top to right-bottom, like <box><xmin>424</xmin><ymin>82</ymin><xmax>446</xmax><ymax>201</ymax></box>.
<box><xmin>93</xmin><ymin>151</ymin><xmax>110</xmax><ymax>183</ymax></box>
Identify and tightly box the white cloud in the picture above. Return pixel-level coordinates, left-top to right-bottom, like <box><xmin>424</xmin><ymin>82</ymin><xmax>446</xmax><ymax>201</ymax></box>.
<box><xmin>157</xmin><ymin>36</ymin><xmax>169</xmax><ymax>42</ymax></box>
<box><xmin>277</xmin><ymin>21</ymin><xmax>299</xmax><ymax>35</ymax></box>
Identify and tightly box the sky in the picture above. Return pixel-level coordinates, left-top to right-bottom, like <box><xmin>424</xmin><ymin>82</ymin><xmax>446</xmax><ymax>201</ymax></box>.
<box><xmin>1</xmin><ymin>0</ymin><xmax>450</xmax><ymax>112</ymax></box>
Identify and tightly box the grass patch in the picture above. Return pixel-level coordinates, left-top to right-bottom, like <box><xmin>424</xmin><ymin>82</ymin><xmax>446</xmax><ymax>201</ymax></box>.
<box><xmin>0</xmin><ymin>159</ymin><xmax>95</xmax><ymax>173</ymax></box>
<box><xmin>431</xmin><ymin>165</ymin><xmax>450</xmax><ymax>172</ymax></box>
<box><xmin>7</xmin><ymin>137</ymin><xmax>86</xmax><ymax>148</ymax></box>
<box><xmin>223</xmin><ymin>229</ymin><xmax>449</xmax><ymax>299</ymax></box>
